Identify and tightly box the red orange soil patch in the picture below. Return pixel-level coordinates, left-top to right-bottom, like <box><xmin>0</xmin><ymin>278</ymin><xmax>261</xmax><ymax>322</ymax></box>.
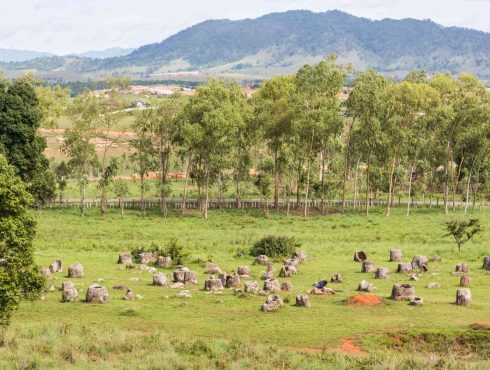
<box><xmin>346</xmin><ymin>294</ymin><xmax>382</xmax><ymax>306</ymax></box>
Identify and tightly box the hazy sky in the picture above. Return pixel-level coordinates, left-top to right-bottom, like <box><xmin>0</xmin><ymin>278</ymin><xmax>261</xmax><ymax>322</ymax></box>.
<box><xmin>1</xmin><ymin>0</ymin><xmax>489</xmax><ymax>54</ymax></box>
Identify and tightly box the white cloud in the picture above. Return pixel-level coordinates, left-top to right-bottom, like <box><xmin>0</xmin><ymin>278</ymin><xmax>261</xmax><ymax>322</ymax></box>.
<box><xmin>0</xmin><ymin>0</ymin><xmax>488</xmax><ymax>54</ymax></box>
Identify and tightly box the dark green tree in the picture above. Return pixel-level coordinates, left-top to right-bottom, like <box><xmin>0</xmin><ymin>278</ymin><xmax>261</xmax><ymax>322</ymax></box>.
<box><xmin>444</xmin><ymin>219</ymin><xmax>481</xmax><ymax>252</ymax></box>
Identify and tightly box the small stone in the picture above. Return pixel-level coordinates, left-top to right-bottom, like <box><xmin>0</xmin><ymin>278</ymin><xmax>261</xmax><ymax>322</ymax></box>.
<box><xmin>49</xmin><ymin>260</ymin><xmax>63</xmax><ymax>273</ymax></box>
<box><xmin>428</xmin><ymin>282</ymin><xmax>441</xmax><ymax>289</ymax></box>
<box><xmin>135</xmin><ymin>294</ymin><xmax>143</xmax><ymax>300</ymax></box>
<box><xmin>456</xmin><ymin>288</ymin><xmax>471</xmax><ymax>306</ymax></box>
<box><xmin>429</xmin><ymin>256</ymin><xmax>442</xmax><ymax>263</ymax></box>
<box><xmin>129</xmin><ymin>277</ymin><xmax>140</xmax><ymax>282</ymax></box>
<box><xmin>113</xmin><ymin>285</ymin><xmax>129</xmax><ymax>291</ymax></box>
<box><xmin>124</xmin><ymin>289</ymin><xmax>135</xmax><ymax>301</ymax></box>
<box><xmin>170</xmin><ymin>282</ymin><xmax>185</xmax><ymax>289</ymax></box>
<box><xmin>354</xmin><ymin>251</ymin><xmax>367</xmax><ymax>262</ymax></box>
<box><xmin>255</xmin><ymin>255</ymin><xmax>268</xmax><ymax>265</ymax></box>
<box><xmin>156</xmin><ymin>256</ymin><xmax>173</xmax><ymax>268</ymax></box>
<box><xmin>295</xmin><ymin>294</ymin><xmax>310</xmax><ymax>307</ymax></box>
<box><xmin>375</xmin><ymin>268</ymin><xmax>390</xmax><ymax>279</ymax></box>
<box><xmin>261</xmin><ymin>295</ymin><xmax>284</xmax><ymax>312</ymax></box>
<box><xmin>68</xmin><ymin>264</ymin><xmax>84</xmax><ymax>278</ymax></box>
<box><xmin>177</xmin><ymin>291</ymin><xmax>192</xmax><ymax>299</ymax></box>
<box><xmin>409</xmin><ymin>297</ymin><xmax>423</xmax><ymax>306</ymax></box>
<box><xmin>96</xmin><ymin>278</ymin><xmax>104</xmax><ymax>283</ymax></box>
<box><xmin>281</xmin><ymin>281</ymin><xmax>293</xmax><ymax>292</ymax></box>
<box><xmin>147</xmin><ymin>267</ymin><xmax>157</xmax><ymax>274</ymax></box>
<box><xmin>330</xmin><ymin>274</ymin><xmax>343</xmax><ymax>283</ymax></box>
<box><xmin>409</xmin><ymin>275</ymin><xmax>418</xmax><ymax>281</ymax></box>
<box><xmin>118</xmin><ymin>252</ymin><xmax>132</xmax><ymax>265</ymax></box>
<box><xmin>244</xmin><ymin>281</ymin><xmax>259</xmax><ymax>294</ymax></box>
<box><xmin>362</xmin><ymin>260</ymin><xmax>375</xmax><ymax>273</ymax></box>
<box><xmin>140</xmin><ymin>264</ymin><xmax>150</xmax><ymax>271</ymax></box>
<box><xmin>86</xmin><ymin>285</ymin><xmax>109</xmax><ymax>304</ymax></box>
<box><xmin>358</xmin><ymin>280</ymin><xmax>374</xmax><ymax>292</ymax></box>
<box><xmin>390</xmin><ymin>249</ymin><xmax>403</xmax><ymax>262</ymax></box>
<box><xmin>153</xmin><ymin>273</ymin><xmax>168</xmax><ymax>286</ymax></box>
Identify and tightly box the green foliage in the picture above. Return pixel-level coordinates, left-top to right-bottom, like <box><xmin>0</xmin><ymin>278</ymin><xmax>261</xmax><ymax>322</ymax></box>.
<box><xmin>0</xmin><ymin>154</ymin><xmax>44</xmax><ymax>326</ymax></box>
<box><xmin>444</xmin><ymin>219</ymin><xmax>481</xmax><ymax>252</ymax></box>
<box><xmin>131</xmin><ymin>238</ymin><xmax>190</xmax><ymax>265</ymax></box>
<box><xmin>250</xmin><ymin>235</ymin><xmax>301</xmax><ymax>257</ymax></box>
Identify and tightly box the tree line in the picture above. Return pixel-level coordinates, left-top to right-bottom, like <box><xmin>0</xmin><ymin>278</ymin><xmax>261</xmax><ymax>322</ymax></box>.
<box><xmin>0</xmin><ymin>60</ymin><xmax>489</xmax><ymax>218</ymax></box>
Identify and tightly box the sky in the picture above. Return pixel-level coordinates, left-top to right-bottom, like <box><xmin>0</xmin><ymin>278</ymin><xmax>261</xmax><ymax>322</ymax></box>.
<box><xmin>1</xmin><ymin>0</ymin><xmax>489</xmax><ymax>54</ymax></box>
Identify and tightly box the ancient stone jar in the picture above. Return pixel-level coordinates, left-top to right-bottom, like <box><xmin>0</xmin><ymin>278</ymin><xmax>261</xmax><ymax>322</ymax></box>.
<box><xmin>244</xmin><ymin>281</ymin><xmax>259</xmax><ymax>294</ymax></box>
<box><xmin>61</xmin><ymin>281</ymin><xmax>78</xmax><ymax>302</ymax></box>
<box><xmin>237</xmin><ymin>266</ymin><xmax>251</xmax><ymax>277</ymax></box>
<box><xmin>397</xmin><ymin>263</ymin><xmax>413</xmax><ymax>273</ymax></box>
<box><xmin>152</xmin><ymin>273</ymin><xmax>168</xmax><ymax>286</ymax></box>
<box><xmin>295</xmin><ymin>294</ymin><xmax>310</xmax><ymax>307</ymax></box>
<box><xmin>390</xmin><ymin>249</ymin><xmax>403</xmax><ymax>262</ymax></box>
<box><xmin>391</xmin><ymin>284</ymin><xmax>415</xmax><ymax>301</ymax></box>
<box><xmin>68</xmin><ymin>263</ymin><xmax>84</xmax><ymax>278</ymax></box>
<box><xmin>86</xmin><ymin>285</ymin><xmax>109</xmax><ymax>304</ymax></box>
<box><xmin>456</xmin><ymin>288</ymin><xmax>471</xmax><ymax>306</ymax></box>
<box><xmin>263</xmin><ymin>278</ymin><xmax>280</xmax><ymax>293</ymax></box>
<box><xmin>281</xmin><ymin>281</ymin><xmax>293</xmax><ymax>292</ymax></box>
<box><xmin>455</xmin><ymin>263</ymin><xmax>469</xmax><ymax>274</ymax></box>
<box><xmin>411</xmin><ymin>256</ymin><xmax>428</xmax><ymax>270</ymax></box>
<box><xmin>156</xmin><ymin>256</ymin><xmax>172</xmax><ymax>268</ymax></box>
<box><xmin>204</xmin><ymin>278</ymin><xmax>224</xmax><ymax>291</ymax></box>
<box><xmin>49</xmin><ymin>260</ymin><xmax>63</xmax><ymax>273</ymax></box>
<box><xmin>460</xmin><ymin>275</ymin><xmax>470</xmax><ymax>287</ymax></box>
<box><xmin>354</xmin><ymin>251</ymin><xmax>367</xmax><ymax>262</ymax></box>
<box><xmin>483</xmin><ymin>256</ymin><xmax>490</xmax><ymax>271</ymax></box>
<box><xmin>358</xmin><ymin>280</ymin><xmax>374</xmax><ymax>292</ymax></box>
<box><xmin>361</xmin><ymin>260</ymin><xmax>375</xmax><ymax>273</ymax></box>
<box><xmin>255</xmin><ymin>255</ymin><xmax>268</xmax><ymax>265</ymax></box>
<box><xmin>118</xmin><ymin>252</ymin><xmax>132</xmax><ymax>265</ymax></box>
<box><xmin>375</xmin><ymin>267</ymin><xmax>390</xmax><ymax>279</ymax></box>
<box><xmin>262</xmin><ymin>295</ymin><xmax>284</xmax><ymax>312</ymax></box>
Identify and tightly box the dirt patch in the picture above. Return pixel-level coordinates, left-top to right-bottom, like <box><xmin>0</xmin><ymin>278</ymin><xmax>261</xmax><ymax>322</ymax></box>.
<box><xmin>346</xmin><ymin>294</ymin><xmax>382</xmax><ymax>306</ymax></box>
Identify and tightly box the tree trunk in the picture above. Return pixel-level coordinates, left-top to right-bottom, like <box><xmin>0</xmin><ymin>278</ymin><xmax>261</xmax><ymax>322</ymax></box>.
<box><xmin>407</xmin><ymin>162</ymin><xmax>415</xmax><ymax>216</ymax></box>
<box><xmin>353</xmin><ymin>158</ymin><xmax>360</xmax><ymax>210</ymax></box>
<box><xmin>274</xmin><ymin>149</ymin><xmax>280</xmax><ymax>210</ymax></box>
<box><xmin>296</xmin><ymin>160</ymin><xmax>302</xmax><ymax>208</ymax></box>
<box><xmin>444</xmin><ymin>141</ymin><xmax>450</xmax><ymax>214</ymax></box>
<box><xmin>386</xmin><ymin>154</ymin><xmax>396</xmax><ymax>216</ymax></box>
<box><xmin>235</xmin><ymin>176</ymin><xmax>241</xmax><ymax>209</ymax></box>
<box><xmin>217</xmin><ymin>172</ymin><xmax>223</xmax><ymax>210</ymax></box>
<box><xmin>119</xmin><ymin>197</ymin><xmax>124</xmax><ymax>215</ymax></box>
<box><xmin>303</xmin><ymin>157</ymin><xmax>312</xmax><ymax>218</ymax></box>
<box><xmin>341</xmin><ymin>117</ymin><xmax>355</xmax><ymax>213</ymax></box>
<box><xmin>140</xmin><ymin>174</ymin><xmax>146</xmax><ymax>216</ymax></box>
<box><xmin>452</xmin><ymin>154</ymin><xmax>464</xmax><ymax>211</ymax></box>
<box><xmin>464</xmin><ymin>171</ymin><xmax>472</xmax><ymax>214</ymax></box>
<box><xmin>320</xmin><ymin>148</ymin><xmax>325</xmax><ymax>215</ymax></box>
<box><xmin>365</xmin><ymin>156</ymin><xmax>370</xmax><ymax>217</ymax></box>
<box><xmin>203</xmin><ymin>167</ymin><xmax>210</xmax><ymax>220</ymax></box>
<box><xmin>182</xmin><ymin>153</ymin><xmax>192</xmax><ymax>214</ymax></box>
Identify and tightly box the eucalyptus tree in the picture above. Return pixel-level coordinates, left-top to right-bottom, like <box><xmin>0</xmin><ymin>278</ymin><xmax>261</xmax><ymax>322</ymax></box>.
<box><xmin>63</xmin><ymin>93</ymin><xmax>100</xmax><ymax>216</ymax></box>
<box><xmin>182</xmin><ymin>80</ymin><xmax>245</xmax><ymax>219</ymax></box>
<box><xmin>293</xmin><ymin>57</ymin><xmax>347</xmax><ymax>217</ymax></box>
<box><xmin>347</xmin><ymin>70</ymin><xmax>390</xmax><ymax>216</ymax></box>
<box><xmin>254</xmin><ymin>76</ymin><xmax>295</xmax><ymax>210</ymax></box>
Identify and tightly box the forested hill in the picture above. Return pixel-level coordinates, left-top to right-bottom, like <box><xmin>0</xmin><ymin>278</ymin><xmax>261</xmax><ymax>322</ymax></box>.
<box><xmin>2</xmin><ymin>10</ymin><xmax>490</xmax><ymax>80</ymax></box>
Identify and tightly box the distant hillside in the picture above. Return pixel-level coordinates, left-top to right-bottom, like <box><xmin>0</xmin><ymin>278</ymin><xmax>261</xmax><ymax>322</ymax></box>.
<box><xmin>0</xmin><ymin>48</ymin><xmax>54</xmax><ymax>62</ymax></box>
<box><xmin>73</xmin><ymin>47</ymin><xmax>135</xmax><ymax>59</ymax></box>
<box><xmin>2</xmin><ymin>10</ymin><xmax>490</xmax><ymax>80</ymax></box>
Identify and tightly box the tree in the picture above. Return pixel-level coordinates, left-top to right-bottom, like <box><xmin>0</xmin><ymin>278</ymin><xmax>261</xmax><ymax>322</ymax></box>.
<box><xmin>0</xmin><ymin>154</ymin><xmax>45</xmax><ymax>327</ymax></box>
<box><xmin>113</xmin><ymin>179</ymin><xmax>129</xmax><ymax>215</ymax></box>
<box><xmin>64</xmin><ymin>93</ymin><xmax>99</xmax><ymax>216</ymax></box>
<box><xmin>54</xmin><ymin>161</ymin><xmax>70</xmax><ymax>204</ymax></box>
<box><xmin>0</xmin><ymin>77</ymin><xmax>56</xmax><ymax>205</ymax></box>
<box><xmin>444</xmin><ymin>219</ymin><xmax>481</xmax><ymax>252</ymax></box>
<box><xmin>97</xmin><ymin>157</ymin><xmax>119</xmax><ymax>215</ymax></box>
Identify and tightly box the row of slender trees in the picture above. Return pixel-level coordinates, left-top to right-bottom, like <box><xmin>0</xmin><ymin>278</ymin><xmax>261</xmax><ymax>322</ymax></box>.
<box><xmin>59</xmin><ymin>57</ymin><xmax>490</xmax><ymax>218</ymax></box>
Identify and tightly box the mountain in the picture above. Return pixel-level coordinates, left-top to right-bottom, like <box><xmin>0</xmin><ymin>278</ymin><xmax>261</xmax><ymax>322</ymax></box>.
<box><xmin>72</xmin><ymin>47</ymin><xmax>135</xmax><ymax>59</ymax></box>
<box><xmin>2</xmin><ymin>10</ymin><xmax>490</xmax><ymax>80</ymax></box>
<box><xmin>0</xmin><ymin>48</ymin><xmax>54</xmax><ymax>62</ymax></box>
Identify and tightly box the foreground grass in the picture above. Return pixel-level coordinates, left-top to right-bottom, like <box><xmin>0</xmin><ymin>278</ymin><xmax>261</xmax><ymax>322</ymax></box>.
<box><xmin>2</xmin><ymin>206</ymin><xmax>489</xmax><ymax>368</ymax></box>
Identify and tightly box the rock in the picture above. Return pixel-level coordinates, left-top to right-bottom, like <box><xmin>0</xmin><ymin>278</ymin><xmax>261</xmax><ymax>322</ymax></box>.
<box><xmin>429</xmin><ymin>256</ymin><xmax>442</xmax><ymax>263</ymax></box>
<box><xmin>170</xmin><ymin>282</ymin><xmax>185</xmax><ymax>289</ymax></box>
<box><xmin>204</xmin><ymin>262</ymin><xmax>221</xmax><ymax>274</ymax></box>
<box><xmin>391</xmin><ymin>284</ymin><xmax>415</xmax><ymax>301</ymax></box>
<box><xmin>173</xmin><ymin>269</ymin><xmax>186</xmax><ymax>283</ymax></box>
<box><xmin>147</xmin><ymin>267</ymin><xmax>157</xmax><ymax>274</ymax></box>
<box><xmin>218</xmin><ymin>273</ymin><xmax>229</xmax><ymax>286</ymax></box>
<box><xmin>204</xmin><ymin>278</ymin><xmax>224</xmax><ymax>291</ymax></box>
<box><xmin>460</xmin><ymin>275</ymin><xmax>470</xmax><ymax>287</ymax></box>
<box><xmin>263</xmin><ymin>278</ymin><xmax>280</xmax><ymax>293</ymax></box>
<box><xmin>428</xmin><ymin>282</ymin><xmax>441</xmax><ymax>289</ymax></box>
<box><xmin>330</xmin><ymin>274</ymin><xmax>343</xmax><ymax>283</ymax></box>
<box><xmin>455</xmin><ymin>263</ymin><xmax>469</xmax><ymax>274</ymax></box>
<box><xmin>184</xmin><ymin>271</ymin><xmax>198</xmax><ymax>285</ymax></box>
<box><xmin>177</xmin><ymin>290</ymin><xmax>192</xmax><ymax>299</ymax></box>
<box><xmin>118</xmin><ymin>252</ymin><xmax>133</xmax><ymax>265</ymax></box>
<box><xmin>295</xmin><ymin>294</ymin><xmax>310</xmax><ymax>307</ymax></box>
<box><xmin>357</xmin><ymin>280</ymin><xmax>375</xmax><ymax>292</ymax></box>
<box><xmin>40</xmin><ymin>268</ymin><xmax>52</xmax><ymax>279</ymax></box>
<box><xmin>244</xmin><ymin>281</ymin><xmax>259</xmax><ymax>294</ymax></box>
<box><xmin>61</xmin><ymin>281</ymin><xmax>78</xmax><ymax>302</ymax></box>
<box><xmin>283</xmin><ymin>258</ymin><xmax>299</xmax><ymax>268</ymax></box>
<box><xmin>49</xmin><ymin>260</ymin><xmax>63</xmax><ymax>273</ymax></box>
<box><xmin>140</xmin><ymin>264</ymin><xmax>150</xmax><ymax>271</ymax></box>
<box><xmin>262</xmin><ymin>295</ymin><xmax>284</xmax><ymax>312</ymax></box>
<box><xmin>237</xmin><ymin>266</ymin><xmax>251</xmax><ymax>277</ymax></box>
<box><xmin>390</xmin><ymin>249</ymin><xmax>403</xmax><ymax>262</ymax></box>
<box><xmin>411</xmin><ymin>256</ymin><xmax>428</xmax><ymax>270</ymax></box>
<box><xmin>138</xmin><ymin>252</ymin><xmax>157</xmax><ymax>264</ymax></box>
<box><xmin>308</xmin><ymin>287</ymin><xmax>335</xmax><ymax>295</ymax></box>
<box><xmin>225</xmin><ymin>274</ymin><xmax>241</xmax><ymax>288</ymax></box>
<box><xmin>261</xmin><ymin>263</ymin><xmax>274</xmax><ymax>280</ymax></box>
<box><xmin>409</xmin><ymin>297</ymin><xmax>423</xmax><ymax>306</ymax></box>
<box><xmin>281</xmin><ymin>281</ymin><xmax>293</xmax><ymax>292</ymax></box>
<box><xmin>354</xmin><ymin>251</ymin><xmax>367</xmax><ymax>262</ymax></box>
<box><xmin>135</xmin><ymin>294</ymin><xmax>143</xmax><ymax>300</ymax></box>
<box><xmin>292</xmin><ymin>251</ymin><xmax>307</xmax><ymax>263</ymax></box>
<box><xmin>86</xmin><ymin>285</ymin><xmax>109</xmax><ymax>304</ymax></box>
<box><xmin>96</xmin><ymin>278</ymin><xmax>104</xmax><ymax>283</ymax></box>
<box><xmin>68</xmin><ymin>264</ymin><xmax>84</xmax><ymax>278</ymax></box>
<box><xmin>255</xmin><ymin>255</ymin><xmax>268</xmax><ymax>265</ymax></box>
<box><xmin>279</xmin><ymin>265</ymin><xmax>295</xmax><ymax>278</ymax></box>
<box><xmin>113</xmin><ymin>285</ymin><xmax>129</xmax><ymax>291</ymax></box>
<box><xmin>129</xmin><ymin>277</ymin><xmax>140</xmax><ymax>282</ymax></box>
<box><xmin>152</xmin><ymin>273</ymin><xmax>168</xmax><ymax>286</ymax></box>
<box><xmin>361</xmin><ymin>260</ymin><xmax>375</xmax><ymax>273</ymax></box>
<box><xmin>409</xmin><ymin>275</ymin><xmax>418</xmax><ymax>281</ymax></box>
<box><xmin>456</xmin><ymin>288</ymin><xmax>471</xmax><ymax>306</ymax></box>
<box><xmin>397</xmin><ymin>263</ymin><xmax>413</xmax><ymax>273</ymax></box>
<box><xmin>124</xmin><ymin>289</ymin><xmax>135</xmax><ymax>301</ymax></box>
<box><xmin>156</xmin><ymin>256</ymin><xmax>173</xmax><ymax>268</ymax></box>
<box><xmin>375</xmin><ymin>268</ymin><xmax>390</xmax><ymax>279</ymax></box>
<box><xmin>483</xmin><ymin>256</ymin><xmax>490</xmax><ymax>271</ymax></box>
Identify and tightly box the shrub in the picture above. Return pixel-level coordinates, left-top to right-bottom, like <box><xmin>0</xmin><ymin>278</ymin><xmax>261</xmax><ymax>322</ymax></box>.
<box><xmin>131</xmin><ymin>239</ymin><xmax>190</xmax><ymax>265</ymax></box>
<box><xmin>249</xmin><ymin>236</ymin><xmax>300</xmax><ymax>258</ymax></box>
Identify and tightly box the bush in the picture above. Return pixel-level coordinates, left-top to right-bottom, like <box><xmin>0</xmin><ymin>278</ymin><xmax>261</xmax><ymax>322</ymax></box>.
<box><xmin>131</xmin><ymin>239</ymin><xmax>190</xmax><ymax>265</ymax></box>
<box><xmin>249</xmin><ymin>236</ymin><xmax>300</xmax><ymax>258</ymax></box>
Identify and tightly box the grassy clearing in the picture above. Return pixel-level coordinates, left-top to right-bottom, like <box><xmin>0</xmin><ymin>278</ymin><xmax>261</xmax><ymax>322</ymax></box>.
<box><xmin>2</xmin><ymin>206</ymin><xmax>490</xmax><ymax>368</ymax></box>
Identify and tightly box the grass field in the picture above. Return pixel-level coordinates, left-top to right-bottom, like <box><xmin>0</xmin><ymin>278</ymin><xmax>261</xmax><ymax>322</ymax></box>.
<box><xmin>1</xmin><ymin>206</ymin><xmax>489</xmax><ymax>369</ymax></box>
